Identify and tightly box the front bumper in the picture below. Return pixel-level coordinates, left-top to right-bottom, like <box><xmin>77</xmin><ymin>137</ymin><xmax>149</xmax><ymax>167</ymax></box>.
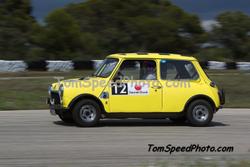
<box><xmin>47</xmin><ymin>98</ymin><xmax>64</xmax><ymax>109</ymax></box>
<box><xmin>47</xmin><ymin>91</ymin><xmax>64</xmax><ymax>115</ymax></box>
<box><xmin>47</xmin><ymin>98</ymin><xmax>64</xmax><ymax>115</ymax></box>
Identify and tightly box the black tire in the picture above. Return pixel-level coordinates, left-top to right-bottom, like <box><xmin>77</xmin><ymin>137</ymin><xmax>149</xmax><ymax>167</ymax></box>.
<box><xmin>72</xmin><ymin>99</ymin><xmax>101</xmax><ymax>127</ymax></box>
<box><xmin>169</xmin><ymin>116</ymin><xmax>186</xmax><ymax>123</ymax></box>
<box><xmin>58</xmin><ymin>111</ymin><xmax>74</xmax><ymax>123</ymax></box>
<box><xmin>186</xmin><ymin>99</ymin><xmax>214</xmax><ymax>127</ymax></box>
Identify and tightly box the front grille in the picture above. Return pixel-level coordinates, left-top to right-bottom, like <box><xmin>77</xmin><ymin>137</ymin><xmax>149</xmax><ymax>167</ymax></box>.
<box><xmin>50</xmin><ymin>92</ymin><xmax>61</xmax><ymax>105</ymax></box>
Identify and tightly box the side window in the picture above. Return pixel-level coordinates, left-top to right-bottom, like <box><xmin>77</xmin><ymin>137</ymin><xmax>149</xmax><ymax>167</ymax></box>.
<box><xmin>160</xmin><ymin>60</ymin><xmax>199</xmax><ymax>80</ymax></box>
<box><xmin>115</xmin><ymin>60</ymin><xmax>157</xmax><ymax>80</ymax></box>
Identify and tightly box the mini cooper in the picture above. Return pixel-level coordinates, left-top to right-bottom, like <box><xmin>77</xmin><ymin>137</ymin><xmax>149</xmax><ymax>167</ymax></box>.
<box><xmin>47</xmin><ymin>53</ymin><xmax>225</xmax><ymax>127</ymax></box>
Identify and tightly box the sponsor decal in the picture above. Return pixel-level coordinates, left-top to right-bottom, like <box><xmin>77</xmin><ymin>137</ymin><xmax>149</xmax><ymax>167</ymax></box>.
<box><xmin>128</xmin><ymin>83</ymin><xmax>149</xmax><ymax>95</ymax></box>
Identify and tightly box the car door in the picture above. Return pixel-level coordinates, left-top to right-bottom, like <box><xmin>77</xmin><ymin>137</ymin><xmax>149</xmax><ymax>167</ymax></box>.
<box><xmin>108</xmin><ymin>59</ymin><xmax>162</xmax><ymax>113</ymax></box>
<box><xmin>159</xmin><ymin>59</ymin><xmax>202</xmax><ymax>112</ymax></box>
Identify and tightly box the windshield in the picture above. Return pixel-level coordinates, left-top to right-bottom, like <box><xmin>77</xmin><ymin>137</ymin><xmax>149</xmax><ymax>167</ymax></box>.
<box><xmin>93</xmin><ymin>58</ymin><xmax>119</xmax><ymax>78</ymax></box>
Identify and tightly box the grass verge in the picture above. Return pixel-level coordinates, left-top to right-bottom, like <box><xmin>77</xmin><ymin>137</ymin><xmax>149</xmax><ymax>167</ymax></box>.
<box><xmin>0</xmin><ymin>70</ymin><xmax>249</xmax><ymax>110</ymax></box>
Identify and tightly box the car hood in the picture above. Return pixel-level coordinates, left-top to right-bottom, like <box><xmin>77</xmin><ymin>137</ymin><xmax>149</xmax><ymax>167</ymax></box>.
<box><xmin>51</xmin><ymin>77</ymin><xmax>108</xmax><ymax>92</ymax></box>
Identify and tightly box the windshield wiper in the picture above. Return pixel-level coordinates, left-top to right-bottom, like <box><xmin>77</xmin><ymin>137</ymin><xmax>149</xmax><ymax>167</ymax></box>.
<box><xmin>79</xmin><ymin>77</ymin><xmax>85</xmax><ymax>80</ymax></box>
<box><xmin>79</xmin><ymin>73</ymin><xmax>95</xmax><ymax>80</ymax></box>
<box><xmin>95</xmin><ymin>75</ymin><xmax>105</xmax><ymax>78</ymax></box>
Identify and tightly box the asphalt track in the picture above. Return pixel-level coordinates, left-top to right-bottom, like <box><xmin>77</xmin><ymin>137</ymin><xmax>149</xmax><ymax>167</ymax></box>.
<box><xmin>0</xmin><ymin>109</ymin><xmax>250</xmax><ymax>167</ymax></box>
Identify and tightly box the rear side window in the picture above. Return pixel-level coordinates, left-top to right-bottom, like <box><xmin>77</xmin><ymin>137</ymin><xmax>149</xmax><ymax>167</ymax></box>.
<box><xmin>160</xmin><ymin>60</ymin><xmax>199</xmax><ymax>80</ymax></box>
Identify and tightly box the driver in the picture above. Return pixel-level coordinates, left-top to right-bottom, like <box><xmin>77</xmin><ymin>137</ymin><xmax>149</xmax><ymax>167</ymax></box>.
<box><xmin>143</xmin><ymin>61</ymin><xmax>156</xmax><ymax>80</ymax></box>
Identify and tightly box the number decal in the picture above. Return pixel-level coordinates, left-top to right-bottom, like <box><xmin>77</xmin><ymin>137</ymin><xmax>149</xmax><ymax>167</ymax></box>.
<box><xmin>111</xmin><ymin>83</ymin><xmax>128</xmax><ymax>95</ymax></box>
<box><xmin>111</xmin><ymin>83</ymin><xmax>149</xmax><ymax>96</ymax></box>
<box><xmin>120</xmin><ymin>84</ymin><xmax>127</xmax><ymax>94</ymax></box>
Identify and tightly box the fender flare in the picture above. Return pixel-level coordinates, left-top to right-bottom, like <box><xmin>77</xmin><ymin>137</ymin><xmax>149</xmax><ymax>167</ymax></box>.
<box><xmin>68</xmin><ymin>94</ymin><xmax>105</xmax><ymax>113</ymax></box>
<box><xmin>183</xmin><ymin>94</ymin><xmax>216</xmax><ymax>112</ymax></box>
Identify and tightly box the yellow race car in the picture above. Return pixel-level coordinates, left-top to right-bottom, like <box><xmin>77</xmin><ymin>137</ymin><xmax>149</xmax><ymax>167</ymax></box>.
<box><xmin>48</xmin><ymin>53</ymin><xmax>225</xmax><ymax>127</ymax></box>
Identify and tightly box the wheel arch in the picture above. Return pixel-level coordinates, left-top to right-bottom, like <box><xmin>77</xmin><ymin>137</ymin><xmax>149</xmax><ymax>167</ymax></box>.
<box><xmin>68</xmin><ymin>94</ymin><xmax>105</xmax><ymax>113</ymax></box>
<box><xmin>184</xmin><ymin>94</ymin><xmax>216</xmax><ymax>113</ymax></box>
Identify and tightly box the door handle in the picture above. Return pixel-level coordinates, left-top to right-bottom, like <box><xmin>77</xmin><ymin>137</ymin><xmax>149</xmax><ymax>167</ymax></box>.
<box><xmin>151</xmin><ymin>86</ymin><xmax>162</xmax><ymax>89</ymax></box>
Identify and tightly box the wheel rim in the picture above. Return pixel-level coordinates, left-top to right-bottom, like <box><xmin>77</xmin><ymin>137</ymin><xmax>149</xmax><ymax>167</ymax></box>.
<box><xmin>79</xmin><ymin>105</ymin><xmax>97</xmax><ymax>122</ymax></box>
<box><xmin>192</xmin><ymin>105</ymin><xmax>209</xmax><ymax>122</ymax></box>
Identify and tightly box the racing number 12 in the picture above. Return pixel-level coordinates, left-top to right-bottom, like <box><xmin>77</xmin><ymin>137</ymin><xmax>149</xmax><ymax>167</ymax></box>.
<box><xmin>111</xmin><ymin>83</ymin><xmax>128</xmax><ymax>95</ymax></box>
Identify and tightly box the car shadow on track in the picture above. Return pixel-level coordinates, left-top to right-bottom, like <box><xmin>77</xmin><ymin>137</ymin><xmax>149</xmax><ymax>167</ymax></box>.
<box><xmin>98</xmin><ymin>119</ymin><xmax>228</xmax><ymax>127</ymax></box>
<box><xmin>53</xmin><ymin>121</ymin><xmax>75</xmax><ymax>127</ymax></box>
<box><xmin>54</xmin><ymin>119</ymin><xmax>229</xmax><ymax>127</ymax></box>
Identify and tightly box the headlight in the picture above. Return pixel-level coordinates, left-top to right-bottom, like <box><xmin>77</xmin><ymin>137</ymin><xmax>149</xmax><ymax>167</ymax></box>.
<box><xmin>48</xmin><ymin>85</ymin><xmax>52</xmax><ymax>95</ymax></box>
<box><xmin>58</xmin><ymin>84</ymin><xmax>64</xmax><ymax>98</ymax></box>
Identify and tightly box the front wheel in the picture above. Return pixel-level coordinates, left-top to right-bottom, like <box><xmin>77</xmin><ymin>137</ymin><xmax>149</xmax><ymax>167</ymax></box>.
<box><xmin>72</xmin><ymin>99</ymin><xmax>101</xmax><ymax>127</ymax></box>
<box><xmin>186</xmin><ymin>100</ymin><xmax>214</xmax><ymax>127</ymax></box>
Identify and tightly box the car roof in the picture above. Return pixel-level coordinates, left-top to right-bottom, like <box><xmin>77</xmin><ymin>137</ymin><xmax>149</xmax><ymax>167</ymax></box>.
<box><xmin>107</xmin><ymin>53</ymin><xmax>197</xmax><ymax>61</ymax></box>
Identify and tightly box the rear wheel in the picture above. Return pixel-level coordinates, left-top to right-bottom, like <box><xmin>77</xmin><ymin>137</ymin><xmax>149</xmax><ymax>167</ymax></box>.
<box><xmin>186</xmin><ymin>100</ymin><xmax>214</xmax><ymax>126</ymax></box>
<box><xmin>72</xmin><ymin>99</ymin><xmax>101</xmax><ymax>127</ymax></box>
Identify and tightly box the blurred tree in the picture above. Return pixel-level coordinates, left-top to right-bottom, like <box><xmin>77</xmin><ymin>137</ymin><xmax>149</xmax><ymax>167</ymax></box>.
<box><xmin>0</xmin><ymin>0</ymin><xmax>35</xmax><ymax>59</ymax></box>
<box><xmin>196</xmin><ymin>48</ymin><xmax>233</xmax><ymax>61</ymax></box>
<box><xmin>211</xmin><ymin>12</ymin><xmax>250</xmax><ymax>60</ymax></box>
<box><xmin>0</xmin><ymin>0</ymin><xmax>205</xmax><ymax>60</ymax></box>
<box><xmin>61</xmin><ymin>0</ymin><xmax>203</xmax><ymax>58</ymax></box>
<box><xmin>34</xmin><ymin>9</ymin><xmax>100</xmax><ymax>60</ymax></box>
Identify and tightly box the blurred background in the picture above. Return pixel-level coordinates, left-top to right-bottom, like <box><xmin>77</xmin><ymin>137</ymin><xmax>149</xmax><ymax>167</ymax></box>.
<box><xmin>0</xmin><ymin>0</ymin><xmax>250</xmax><ymax>110</ymax></box>
<box><xmin>1</xmin><ymin>0</ymin><xmax>250</xmax><ymax>61</ymax></box>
